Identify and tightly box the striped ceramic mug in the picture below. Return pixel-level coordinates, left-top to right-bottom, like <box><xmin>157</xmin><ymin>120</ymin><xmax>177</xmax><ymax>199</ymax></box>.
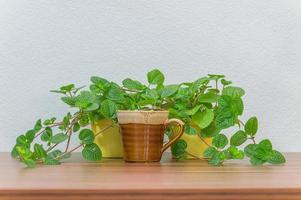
<box><xmin>117</xmin><ymin>110</ymin><xmax>184</xmax><ymax>162</ymax></box>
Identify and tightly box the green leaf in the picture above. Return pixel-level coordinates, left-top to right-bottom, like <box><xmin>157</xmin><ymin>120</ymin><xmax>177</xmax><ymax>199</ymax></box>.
<box><xmin>47</xmin><ymin>149</ymin><xmax>70</xmax><ymax>161</ymax></box>
<box><xmin>208</xmin><ymin>153</ymin><xmax>223</xmax><ymax>166</ymax></box>
<box><xmin>203</xmin><ymin>147</ymin><xmax>218</xmax><ymax>157</ymax></box>
<box><xmin>79</xmin><ymin>129</ymin><xmax>95</xmax><ymax>144</ymax></box>
<box><xmin>227</xmin><ymin>146</ymin><xmax>245</xmax><ymax>159</ymax></box>
<box><xmin>47</xmin><ymin>150</ymin><xmax>63</xmax><ymax>158</ymax></box>
<box><xmin>33</xmin><ymin>144</ymin><xmax>47</xmax><ymax>159</ymax></box>
<box><xmin>184</xmin><ymin>125</ymin><xmax>198</xmax><ymax>135</ymax></box>
<box><xmin>143</xmin><ymin>89</ymin><xmax>159</xmax><ymax>100</ymax></box>
<box><xmin>221</xmin><ymin>79</ymin><xmax>232</xmax><ymax>86</ymax></box>
<box><xmin>34</xmin><ymin>119</ymin><xmax>42</xmax><ymax>132</ymax></box>
<box><xmin>250</xmin><ymin>156</ymin><xmax>266</xmax><ymax>166</ymax></box>
<box><xmin>192</xmin><ymin>108</ymin><xmax>214</xmax><ymax>129</ymax></box>
<box><xmin>75</xmin><ymin>91</ymin><xmax>96</xmax><ymax>109</ymax></box>
<box><xmin>208</xmin><ymin>74</ymin><xmax>225</xmax><ymax>81</ymax></box>
<box><xmin>215</xmin><ymin>118</ymin><xmax>232</xmax><ymax>133</ymax></box>
<box><xmin>24</xmin><ymin>159</ymin><xmax>36</xmax><ymax>168</ymax></box>
<box><xmin>45</xmin><ymin>156</ymin><xmax>61</xmax><ymax>165</ymax></box>
<box><xmin>41</xmin><ymin>127</ymin><xmax>53</xmax><ymax>142</ymax></box>
<box><xmin>43</xmin><ymin>117</ymin><xmax>56</xmax><ymax>126</ymax></box>
<box><xmin>244</xmin><ymin>144</ymin><xmax>258</xmax><ymax>157</ymax></box>
<box><xmin>11</xmin><ymin>145</ymin><xmax>19</xmax><ymax>158</ymax></box>
<box><xmin>232</xmin><ymin>98</ymin><xmax>244</xmax><ymax>116</ymax></box>
<box><xmin>107</xmin><ymin>87</ymin><xmax>124</xmax><ymax>101</ymax></box>
<box><xmin>16</xmin><ymin>146</ymin><xmax>32</xmax><ymax>159</ymax></box>
<box><xmin>147</xmin><ymin>69</ymin><xmax>165</xmax><ymax>85</ymax></box>
<box><xmin>253</xmin><ymin>146</ymin><xmax>270</xmax><ymax>161</ymax></box>
<box><xmin>82</xmin><ymin>143</ymin><xmax>102</xmax><ymax>161</ymax></box>
<box><xmin>215</xmin><ymin>96</ymin><xmax>236</xmax><ymax>129</ymax></box>
<box><xmin>198</xmin><ymin>93</ymin><xmax>219</xmax><ymax>103</ymax></box>
<box><xmin>218</xmin><ymin>151</ymin><xmax>227</xmax><ymax>160</ymax></box>
<box><xmin>160</xmin><ymin>85</ymin><xmax>178</xmax><ymax>98</ymax></box>
<box><xmin>60</xmin><ymin>84</ymin><xmax>75</xmax><ymax>92</ymax></box>
<box><xmin>245</xmin><ymin>117</ymin><xmax>258</xmax><ymax>136</ymax></box>
<box><xmin>185</xmin><ymin>105</ymin><xmax>201</xmax><ymax>116</ymax></box>
<box><xmin>230</xmin><ymin>130</ymin><xmax>247</xmax><ymax>146</ymax></box>
<box><xmin>16</xmin><ymin>135</ymin><xmax>29</xmax><ymax>147</ymax></box>
<box><xmin>212</xmin><ymin>134</ymin><xmax>228</xmax><ymax>149</ymax></box>
<box><xmin>61</xmin><ymin>97</ymin><xmax>76</xmax><ymax>106</ymax></box>
<box><xmin>78</xmin><ymin>114</ymin><xmax>90</xmax><ymax>127</ymax></box>
<box><xmin>73</xmin><ymin>122</ymin><xmax>80</xmax><ymax>132</ymax></box>
<box><xmin>100</xmin><ymin>99</ymin><xmax>117</xmax><ymax>118</ymax></box>
<box><xmin>200</xmin><ymin>122</ymin><xmax>221</xmax><ymax>138</ymax></box>
<box><xmin>259</xmin><ymin>139</ymin><xmax>272</xmax><ymax>152</ymax></box>
<box><xmin>60</xmin><ymin>113</ymin><xmax>71</xmax><ymax>131</ymax></box>
<box><xmin>83</xmin><ymin>103</ymin><xmax>99</xmax><ymax>112</ymax></box>
<box><xmin>25</xmin><ymin>129</ymin><xmax>36</xmax><ymax>143</ymax></box>
<box><xmin>268</xmin><ymin>150</ymin><xmax>286</xmax><ymax>164</ymax></box>
<box><xmin>171</xmin><ymin>139</ymin><xmax>187</xmax><ymax>158</ymax></box>
<box><xmin>222</xmin><ymin>86</ymin><xmax>245</xmax><ymax>98</ymax></box>
<box><xmin>50</xmin><ymin>133</ymin><xmax>68</xmax><ymax>144</ymax></box>
<box><xmin>90</xmin><ymin>76</ymin><xmax>109</xmax><ymax>85</ymax></box>
<box><xmin>122</xmin><ymin>78</ymin><xmax>145</xmax><ymax>90</ymax></box>
<box><xmin>192</xmin><ymin>77</ymin><xmax>210</xmax><ymax>91</ymax></box>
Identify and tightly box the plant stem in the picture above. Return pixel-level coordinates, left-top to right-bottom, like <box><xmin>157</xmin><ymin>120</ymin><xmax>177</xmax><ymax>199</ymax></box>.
<box><xmin>46</xmin><ymin>143</ymin><xmax>58</xmax><ymax>152</ymax></box>
<box><xmin>192</xmin><ymin>93</ymin><xmax>201</xmax><ymax>106</ymax></box>
<box><xmin>64</xmin><ymin>115</ymin><xmax>80</xmax><ymax>152</ymax></box>
<box><xmin>250</xmin><ymin>137</ymin><xmax>256</xmax><ymax>144</ymax></box>
<box><xmin>198</xmin><ymin>134</ymin><xmax>212</xmax><ymax>147</ymax></box>
<box><xmin>34</xmin><ymin>122</ymin><xmax>64</xmax><ymax>139</ymax></box>
<box><xmin>238</xmin><ymin>119</ymin><xmax>245</xmax><ymax>127</ymax></box>
<box><xmin>55</xmin><ymin>124</ymin><xmax>114</xmax><ymax>160</ymax></box>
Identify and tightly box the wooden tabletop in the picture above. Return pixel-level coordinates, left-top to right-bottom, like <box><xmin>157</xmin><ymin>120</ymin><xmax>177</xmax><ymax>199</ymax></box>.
<box><xmin>0</xmin><ymin>152</ymin><xmax>300</xmax><ymax>200</ymax></box>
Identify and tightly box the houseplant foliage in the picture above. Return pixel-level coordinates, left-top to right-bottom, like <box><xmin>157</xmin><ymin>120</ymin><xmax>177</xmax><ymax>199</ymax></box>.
<box><xmin>166</xmin><ymin>74</ymin><xmax>285</xmax><ymax>166</ymax></box>
<box><xmin>11</xmin><ymin>69</ymin><xmax>285</xmax><ymax>167</ymax></box>
<box><xmin>11</xmin><ymin>84</ymin><xmax>117</xmax><ymax>167</ymax></box>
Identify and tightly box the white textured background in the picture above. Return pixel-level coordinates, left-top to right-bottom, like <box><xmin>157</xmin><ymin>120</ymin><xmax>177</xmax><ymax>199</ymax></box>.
<box><xmin>0</xmin><ymin>0</ymin><xmax>300</xmax><ymax>152</ymax></box>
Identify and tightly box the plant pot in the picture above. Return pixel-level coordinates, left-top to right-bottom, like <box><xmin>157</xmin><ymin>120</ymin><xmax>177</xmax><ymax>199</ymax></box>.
<box><xmin>181</xmin><ymin>133</ymin><xmax>212</xmax><ymax>159</ymax></box>
<box><xmin>171</xmin><ymin>124</ymin><xmax>212</xmax><ymax>159</ymax></box>
<box><xmin>91</xmin><ymin>119</ymin><xmax>123</xmax><ymax>158</ymax></box>
<box><xmin>117</xmin><ymin>110</ymin><xmax>184</xmax><ymax>162</ymax></box>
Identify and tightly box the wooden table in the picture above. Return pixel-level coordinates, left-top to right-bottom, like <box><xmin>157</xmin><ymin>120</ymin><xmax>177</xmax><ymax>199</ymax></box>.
<box><xmin>0</xmin><ymin>152</ymin><xmax>300</xmax><ymax>200</ymax></box>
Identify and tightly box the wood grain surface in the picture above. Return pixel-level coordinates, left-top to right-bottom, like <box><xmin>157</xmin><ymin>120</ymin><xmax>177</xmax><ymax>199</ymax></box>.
<box><xmin>0</xmin><ymin>152</ymin><xmax>300</xmax><ymax>200</ymax></box>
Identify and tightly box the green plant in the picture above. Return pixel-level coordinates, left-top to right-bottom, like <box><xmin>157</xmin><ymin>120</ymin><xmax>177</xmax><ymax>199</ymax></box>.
<box><xmin>165</xmin><ymin>74</ymin><xmax>285</xmax><ymax>166</ymax></box>
<box><xmin>11</xmin><ymin>69</ymin><xmax>285</xmax><ymax>167</ymax></box>
<box><xmin>11</xmin><ymin>84</ymin><xmax>114</xmax><ymax>167</ymax></box>
<box><xmin>88</xmin><ymin>70</ymin><xmax>285</xmax><ymax>166</ymax></box>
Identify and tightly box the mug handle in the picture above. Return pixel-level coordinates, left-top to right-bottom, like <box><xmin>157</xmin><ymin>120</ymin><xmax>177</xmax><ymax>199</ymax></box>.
<box><xmin>161</xmin><ymin>118</ymin><xmax>185</xmax><ymax>153</ymax></box>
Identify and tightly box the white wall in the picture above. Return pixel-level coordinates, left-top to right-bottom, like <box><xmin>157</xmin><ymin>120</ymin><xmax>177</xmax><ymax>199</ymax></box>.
<box><xmin>0</xmin><ymin>0</ymin><xmax>300</xmax><ymax>152</ymax></box>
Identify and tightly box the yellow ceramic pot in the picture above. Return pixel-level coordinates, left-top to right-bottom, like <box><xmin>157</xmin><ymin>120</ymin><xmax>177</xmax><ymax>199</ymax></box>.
<box><xmin>171</xmin><ymin>123</ymin><xmax>212</xmax><ymax>159</ymax></box>
<box><xmin>181</xmin><ymin>133</ymin><xmax>212</xmax><ymax>159</ymax></box>
<box><xmin>91</xmin><ymin>119</ymin><xmax>123</xmax><ymax>158</ymax></box>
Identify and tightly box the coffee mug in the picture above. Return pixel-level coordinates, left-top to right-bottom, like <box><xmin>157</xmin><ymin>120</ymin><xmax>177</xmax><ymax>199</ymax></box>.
<box><xmin>117</xmin><ymin>110</ymin><xmax>184</xmax><ymax>162</ymax></box>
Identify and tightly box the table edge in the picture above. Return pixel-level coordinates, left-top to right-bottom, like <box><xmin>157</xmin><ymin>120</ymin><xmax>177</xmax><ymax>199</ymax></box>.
<box><xmin>1</xmin><ymin>188</ymin><xmax>301</xmax><ymax>200</ymax></box>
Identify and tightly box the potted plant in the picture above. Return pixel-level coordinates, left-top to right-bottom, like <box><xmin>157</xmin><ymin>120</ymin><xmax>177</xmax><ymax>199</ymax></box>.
<box><xmin>167</xmin><ymin>74</ymin><xmax>236</xmax><ymax>159</ymax></box>
<box><xmin>168</xmin><ymin>74</ymin><xmax>285</xmax><ymax>166</ymax></box>
<box><xmin>11</xmin><ymin>69</ymin><xmax>285</xmax><ymax>167</ymax></box>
